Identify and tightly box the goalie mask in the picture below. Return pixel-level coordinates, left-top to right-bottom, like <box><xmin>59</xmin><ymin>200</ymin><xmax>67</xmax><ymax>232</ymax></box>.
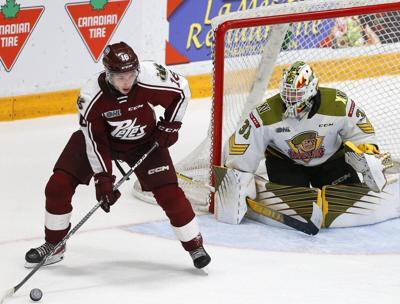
<box><xmin>280</xmin><ymin>61</ymin><xmax>319</xmax><ymax>119</ymax></box>
<box><xmin>102</xmin><ymin>41</ymin><xmax>140</xmax><ymax>94</ymax></box>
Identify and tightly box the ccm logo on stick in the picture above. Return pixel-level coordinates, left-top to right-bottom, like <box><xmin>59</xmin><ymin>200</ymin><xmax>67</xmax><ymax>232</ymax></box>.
<box><xmin>148</xmin><ymin>165</ymin><xmax>170</xmax><ymax>175</ymax></box>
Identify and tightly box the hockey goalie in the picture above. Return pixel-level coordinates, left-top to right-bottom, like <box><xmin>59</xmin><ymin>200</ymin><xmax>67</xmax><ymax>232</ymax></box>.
<box><xmin>215</xmin><ymin>61</ymin><xmax>400</xmax><ymax>230</ymax></box>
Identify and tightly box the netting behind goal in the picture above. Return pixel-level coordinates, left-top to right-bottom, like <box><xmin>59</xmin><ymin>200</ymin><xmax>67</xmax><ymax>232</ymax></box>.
<box><xmin>133</xmin><ymin>0</ymin><xmax>400</xmax><ymax>212</ymax></box>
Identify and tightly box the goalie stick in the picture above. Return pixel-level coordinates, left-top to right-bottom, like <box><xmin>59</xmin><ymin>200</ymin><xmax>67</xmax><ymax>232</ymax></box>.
<box><xmin>176</xmin><ymin>171</ymin><xmax>322</xmax><ymax>236</ymax></box>
<box><xmin>0</xmin><ymin>142</ymin><xmax>159</xmax><ymax>304</ymax></box>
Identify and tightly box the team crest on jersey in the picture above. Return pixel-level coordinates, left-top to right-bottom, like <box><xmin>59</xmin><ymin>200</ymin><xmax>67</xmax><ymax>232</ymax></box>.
<box><xmin>108</xmin><ymin>118</ymin><xmax>146</xmax><ymax>140</ymax></box>
<box><xmin>286</xmin><ymin>131</ymin><xmax>325</xmax><ymax>163</ymax></box>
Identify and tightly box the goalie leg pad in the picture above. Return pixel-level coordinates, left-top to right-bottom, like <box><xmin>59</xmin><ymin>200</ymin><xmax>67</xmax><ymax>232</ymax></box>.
<box><xmin>322</xmin><ymin>174</ymin><xmax>400</xmax><ymax>228</ymax></box>
<box><xmin>246</xmin><ymin>181</ymin><xmax>322</xmax><ymax>229</ymax></box>
<box><xmin>214</xmin><ymin>166</ymin><xmax>256</xmax><ymax>224</ymax></box>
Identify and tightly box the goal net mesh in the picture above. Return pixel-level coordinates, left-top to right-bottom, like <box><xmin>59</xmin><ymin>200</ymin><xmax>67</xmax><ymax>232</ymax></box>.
<box><xmin>133</xmin><ymin>0</ymin><xmax>400</xmax><ymax>212</ymax></box>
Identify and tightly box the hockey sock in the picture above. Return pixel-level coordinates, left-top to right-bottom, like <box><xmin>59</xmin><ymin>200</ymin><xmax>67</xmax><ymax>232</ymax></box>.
<box><xmin>44</xmin><ymin>170</ymin><xmax>79</xmax><ymax>244</ymax></box>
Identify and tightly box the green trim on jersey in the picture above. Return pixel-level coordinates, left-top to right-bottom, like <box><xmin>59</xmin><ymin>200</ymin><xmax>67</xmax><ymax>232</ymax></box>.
<box><xmin>256</xmin><ymin>94</ymin><xmax>284</xmax><ymax>126</ymax></box>
<box><xmin>317</xmin><ymin>87</ymin><xmax>348</xmax><ymax>117</ymax></box>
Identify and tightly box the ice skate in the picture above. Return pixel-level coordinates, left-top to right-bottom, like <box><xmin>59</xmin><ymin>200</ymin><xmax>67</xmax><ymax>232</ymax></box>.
<box><xmin>189</xmin><ymin>246</ymin><xmax>211</xmax><ymax>269</ymax></box>
<box><xmin>25</xmin><ymin>242</ymin><xmax>65</xmax><ymax>268</ymax></box>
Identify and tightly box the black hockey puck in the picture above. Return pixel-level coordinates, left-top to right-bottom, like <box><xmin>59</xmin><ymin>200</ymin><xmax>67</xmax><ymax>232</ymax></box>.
<box><xmin>30</xmin><ymin>288</ymin><xmax>42</xmax><ymax>302</ymax></box>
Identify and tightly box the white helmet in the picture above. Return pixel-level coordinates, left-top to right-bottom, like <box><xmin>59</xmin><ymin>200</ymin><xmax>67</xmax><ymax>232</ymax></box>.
<box><xmin>280</xmin><ymin>61</ymin><xmax>319</xmax><ymax>118</ymax></box>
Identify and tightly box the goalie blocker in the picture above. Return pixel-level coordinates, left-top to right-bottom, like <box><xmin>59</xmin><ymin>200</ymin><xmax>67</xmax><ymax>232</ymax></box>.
<box><xmin>214</xmin><ymin>166</ymin><xmax>400</xmax><ymax>229</ymax></box>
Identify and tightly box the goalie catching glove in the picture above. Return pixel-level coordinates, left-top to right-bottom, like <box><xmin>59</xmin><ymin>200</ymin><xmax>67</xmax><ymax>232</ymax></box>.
<box><xmin>344</xmin><ymin>141</ymin><xmax>393</xmax><ymax>192</ymax></box>
<box><xmin>214</xmin><ymin>166</ymin><xmax>256</xmax><ymax>224</ymax></box>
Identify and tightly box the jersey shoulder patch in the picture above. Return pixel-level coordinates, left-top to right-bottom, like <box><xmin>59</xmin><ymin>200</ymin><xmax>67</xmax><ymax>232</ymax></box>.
<box><xmin>256</xmin><ymin>93</ymin><xmax>284</xmax><ymax>126</ymax></box>
<box><xmin>317</xmin><ymin>87</ymin><xmax>348</xmax><ymax>117</ymax></box>
<box><xmin>77</xmin><ymin>73</ymin><xmax>103</xmax><ymax>119</ymax></box>
<box><xmin>137</xmin><ymin>61</ymin><xmax>188</xmax><ymax>90</ymax></box>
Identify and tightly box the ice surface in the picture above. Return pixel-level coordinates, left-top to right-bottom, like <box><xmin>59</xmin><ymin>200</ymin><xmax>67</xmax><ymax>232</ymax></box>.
<box><xmin>0</xmin><ymin>99</ymin><xmax>399</xmax><ymax>304</ymax></box>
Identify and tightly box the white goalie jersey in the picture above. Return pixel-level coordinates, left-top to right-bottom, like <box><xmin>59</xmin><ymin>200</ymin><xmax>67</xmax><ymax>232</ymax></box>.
<box><xmin>225</xmin><ymin>87</ymin><xmax>377</xmax><ymax>172</ymax></box>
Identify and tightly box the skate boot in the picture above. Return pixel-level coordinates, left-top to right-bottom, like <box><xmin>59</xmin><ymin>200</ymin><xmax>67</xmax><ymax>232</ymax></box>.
<box><xmin>189</xmin><ymin>246</ymin><xmax>211</xmax><ymax>269</ymax></box>
<box><xmin>25</xmin><ymin>242</ymin><xmax>65</xmax><ymax>268</ymax></box>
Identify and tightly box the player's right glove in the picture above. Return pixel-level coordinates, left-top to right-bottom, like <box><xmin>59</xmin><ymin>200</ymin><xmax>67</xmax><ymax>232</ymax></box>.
<box><xmin>94</xmin><ymin>172</ymin><xmax>121</xmax><ymax>212</ymax></box>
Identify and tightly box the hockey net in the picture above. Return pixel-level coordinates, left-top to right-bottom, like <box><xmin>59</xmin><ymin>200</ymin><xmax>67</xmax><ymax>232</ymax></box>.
<box><xmin>133</xmin><ymin>0</ymin><xmax>400</xmax><ymax>212</ymax></box>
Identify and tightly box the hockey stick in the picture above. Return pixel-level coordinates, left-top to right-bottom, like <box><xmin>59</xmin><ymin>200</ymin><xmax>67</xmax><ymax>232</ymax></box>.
<box><xmin>0</xmin><ymin>142</ymin><xmax>159</xmax><ymax>304</ymax></box>
<box><xmin>176</xmin><ymin>171</ymin><xmax>322</xmax><ymax>236</ymax></box>
<box><xmin>246</xmin><ymin>198</ymin><xmax>322</xmax><ymax>236</ymax></box>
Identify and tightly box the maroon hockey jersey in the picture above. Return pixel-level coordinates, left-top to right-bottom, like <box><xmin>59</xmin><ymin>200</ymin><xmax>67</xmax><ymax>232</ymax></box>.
<box><xmin>77</xmin><ymin>61</ymin><xmax>191</xmax><ymax>174</ymax></box>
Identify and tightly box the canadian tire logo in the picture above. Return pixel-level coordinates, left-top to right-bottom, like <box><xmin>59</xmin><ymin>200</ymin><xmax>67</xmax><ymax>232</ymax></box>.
<box><xmin>65</xmin><ymin>0</ymin><xmax>131</xmax><ymax>62</ymax></box>
<box><xmin>0</xmin><ymin>0</ymin><xmax>44</xmax><ymax>72</ymax></box>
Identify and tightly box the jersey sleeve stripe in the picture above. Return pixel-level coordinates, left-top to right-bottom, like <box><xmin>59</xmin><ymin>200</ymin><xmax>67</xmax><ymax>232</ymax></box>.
<box><xmin>170</xmin><ymin>91</ymin><xmax>186</xmax><ymax>122</ymax></box>
<box><xmin>137</xmin><ymin>82</ymin><xmax>187</xmax><ymax>122</ymax></box>
<box><xmin>81</xmin><ymin>123</ymin><xmax>107</xmax><ymax>173</ymax></box>
<box><xmin>83</xmin><ymin>91</ymin><xmax>103</xmax><ymax>120</ymax></box>
<box><xmin>88</xmin><ymin>122</ymin><xmax>107</xmax><ymax>172</ymax></box>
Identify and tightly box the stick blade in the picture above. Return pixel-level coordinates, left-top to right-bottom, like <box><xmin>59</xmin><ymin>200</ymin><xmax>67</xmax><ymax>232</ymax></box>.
<box><xmin>0</xmin><ymin>287</ymin><xmax>15</xmax><ymax>304</ymax></box>
<box><xmin>309</xmin><ymin>202</ymin><xmax>323</xmax><ymax>233</ymax></box>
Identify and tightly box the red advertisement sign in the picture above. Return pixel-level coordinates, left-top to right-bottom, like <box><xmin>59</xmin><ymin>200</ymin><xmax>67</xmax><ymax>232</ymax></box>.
<box><xmin>65</xmin><ymin>0</ymin><xmax>131</xmax><ymax>62</ymax></box>
<box><xmin>0</xmin><ymin>0</ymin><xmax>44</xmax><ymax>71</ymax></box>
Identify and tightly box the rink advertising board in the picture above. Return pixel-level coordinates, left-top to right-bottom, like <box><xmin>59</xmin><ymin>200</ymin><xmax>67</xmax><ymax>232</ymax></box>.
<box><xmin>65</xmin><ymin>0</ymin><xmax>131</xmax><ymax>62</ymax></box>
<box><xmin>166</xmin><ymin>0</ymin><xmax>335</xmax><ymax>65</ymax></box>
<box><xmin>0</xmin><ymin>0</ymin><xmax>44</xmax><ymax>72</ymax></box>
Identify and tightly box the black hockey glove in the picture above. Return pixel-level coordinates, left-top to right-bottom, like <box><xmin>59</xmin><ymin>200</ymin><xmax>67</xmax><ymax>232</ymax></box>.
<box><xmin>152</xmin><ymin>117</ymin><xmax>182</xmax><ymax>148</ymax></box>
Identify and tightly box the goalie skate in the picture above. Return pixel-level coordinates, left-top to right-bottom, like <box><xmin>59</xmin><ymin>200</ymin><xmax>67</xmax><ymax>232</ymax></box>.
<box><xmin>25</xmin><ymin>242</ymin><xmax>65</xmax><ymax>268</ymax></box>
<box><xmin>344</xmin><ymin>141</ymin><xmax>393</xmax><ymax>192</ymax></box>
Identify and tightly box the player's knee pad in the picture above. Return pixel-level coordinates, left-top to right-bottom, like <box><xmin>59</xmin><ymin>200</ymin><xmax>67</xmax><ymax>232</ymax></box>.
<box><xmin>152</xmin><ymin>183</ymin><xmax>195</xmax><ymax>227</ymax></box>
<box><xmin>45</xmin><ymin>170</ymin><xmax>79</xmax><ymax>214</ymax></box>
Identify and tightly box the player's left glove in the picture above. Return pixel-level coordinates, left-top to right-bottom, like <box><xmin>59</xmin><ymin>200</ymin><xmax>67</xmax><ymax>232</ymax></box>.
<box><xmin>152</xmin><ymin>117</ymin><xmax>182</xmax><ymax>148</ymax></box>
<box><xmin>94</xmin><ymin>172</ymin><xmax>121</xmax><ymax>213</ymax></box>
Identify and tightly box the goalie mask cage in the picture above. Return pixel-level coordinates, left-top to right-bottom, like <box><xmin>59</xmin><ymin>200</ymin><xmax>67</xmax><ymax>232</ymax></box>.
<box><xmin>133</xmin><ymin>0</ymin><xmax>400</xmax><ymax>213</ymax></box>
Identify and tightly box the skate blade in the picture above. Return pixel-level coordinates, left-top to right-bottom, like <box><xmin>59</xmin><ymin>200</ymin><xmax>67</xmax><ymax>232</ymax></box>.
<box><xmin>24</xmin><ymin>255</ymin><xmax>64</xmax><ymax>269</ymax></box>
<box><xmin>198</xmin><ymin>266</ymin><xmax>209</xmax><ymax>275</ymax></box>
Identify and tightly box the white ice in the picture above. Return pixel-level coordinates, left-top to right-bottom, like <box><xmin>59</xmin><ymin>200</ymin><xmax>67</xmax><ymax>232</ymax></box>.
<box><xmin>0</xmin><ymin>98</ymin><xmax>399</xmax><ymax>304</ymax></box>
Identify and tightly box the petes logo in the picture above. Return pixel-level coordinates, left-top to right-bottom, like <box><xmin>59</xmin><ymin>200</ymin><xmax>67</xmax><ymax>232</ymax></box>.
<box><xmin>65</xmin><ymin>0</ymin><xmax>131</xmax><ymax>62</ymax></box>
<box><xmin>108</xmin><ymin>118</ymin><xmax>146</xmax><ymax>140</ymax></box>
<box><xmin>286</xmin><ymin>131</ymin><xmax>325</xmax><ymax>163</ymax></box>
<box><xmin>0</xmin><ymin>0</ymin><xmax>44</xmax><ymax>71</ymax></box>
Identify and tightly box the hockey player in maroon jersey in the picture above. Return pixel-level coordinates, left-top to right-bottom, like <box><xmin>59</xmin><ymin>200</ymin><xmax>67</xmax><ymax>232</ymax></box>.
<box><xmin>25</xmin><ymin>41</ymin><xmax>211</xmax><ymax>269</ymax></box>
